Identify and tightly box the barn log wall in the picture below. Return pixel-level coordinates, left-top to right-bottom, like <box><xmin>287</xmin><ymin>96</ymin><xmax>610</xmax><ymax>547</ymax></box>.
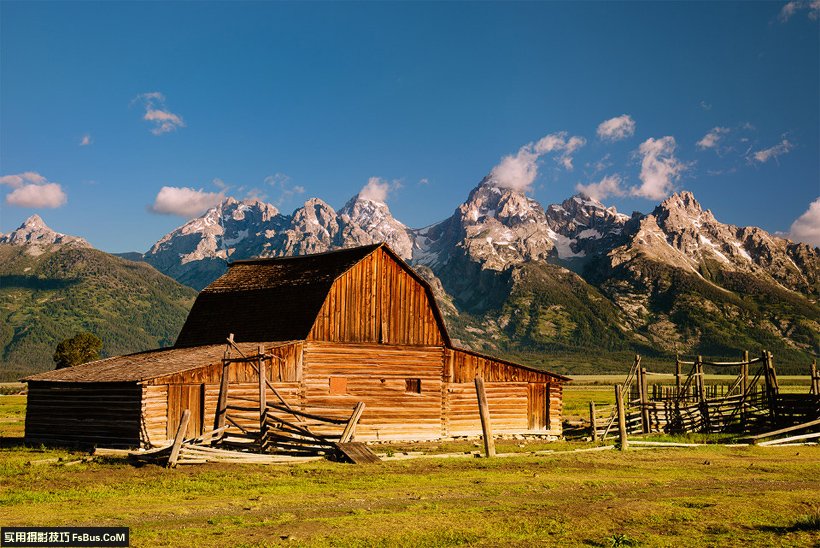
<box><xmin>141</xmin><ymin>384</ymin><xmax>168</xmax><ymax>447</ymax></box>
<box><xmin>548</xmin><ymin>382</ymin><xmax>563</xmax><ymax>434</ymax></box>
<box><xmin>138</xmin><ymin>343</ymin><xmax>305</xmax><ymax>446</ymax></box>
<box><xmin>444</xmin><ymin>382</ymin><xmax>530</xmax><ymax>436</ymax></box>
<box><xmin>444</xmin><ymin>349</ymin><xmax>564</xmax><ymax>436</ymax></box>
<box><xmin>308</xmin><ymin>248</ymin><xmax>444</xmax><ymax>346</ymax></box>
<box><xmin>302</xmin><ymin>341</ymin><xmax>444</xmax><ymax>441</ymax></box>
<box><xmin>26</xmin><ymin>382</ymin><xmax>142</xmax><ymax>448</ymax></box>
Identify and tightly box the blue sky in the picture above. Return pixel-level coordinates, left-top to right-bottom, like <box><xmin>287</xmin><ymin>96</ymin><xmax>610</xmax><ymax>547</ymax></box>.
<box><xmin>1</xmin><ymin>1</ymin><xmax>818</xmax><ymax>252</ymax></box>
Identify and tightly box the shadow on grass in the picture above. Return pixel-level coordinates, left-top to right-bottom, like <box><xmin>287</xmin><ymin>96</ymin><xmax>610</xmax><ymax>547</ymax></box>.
<box><xmin>0</xmin><ymin>436</ymin><xmax>29</xmax><ymax>449</ymax></box>
<box><xmin>756</xmin><ymin>514</ymin><xmax>820</xmax><ymax>533</ymax></box>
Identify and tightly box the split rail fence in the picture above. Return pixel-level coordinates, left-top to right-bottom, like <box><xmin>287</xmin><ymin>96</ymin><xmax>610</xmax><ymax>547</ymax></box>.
<box><xmin>584</xmin><ymin>353</ymin><xmax>819</xmax><ymax>440</ymax></box>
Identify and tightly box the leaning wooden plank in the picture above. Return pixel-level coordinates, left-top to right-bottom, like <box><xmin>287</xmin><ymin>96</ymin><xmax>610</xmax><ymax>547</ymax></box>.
<box><xmin>758</xmin><ymin>432</ymin><xmax>820</xmax><ymax>446</ymax></box>
<box><xmin>334</xmin><ymin>442</ymin><xmax>381</xmax><ymax>464</ymax></box>
<box><xmin>92</xmin><ymin>448</ymin><xmax>132</xmax><ymax>457</ymax></box>
<box><xmin>167</xmin><ymin>409</ymin><xmax>191</xmax><ymax>468</ymax></box>
<box><xmin>743</xmin><ymin>418</ymin><xmax>820</xmax><ymax>441</ymax></box>
<box><xmin>629</xmin><ymin>441</ymin><xmax>702</xmax><ymax>447</ymax></box>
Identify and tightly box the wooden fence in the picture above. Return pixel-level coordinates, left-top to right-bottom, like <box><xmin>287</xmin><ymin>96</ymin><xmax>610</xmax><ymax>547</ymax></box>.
<box><xmin>583</xmin><ymin>352</ymin><xmax>820</xmax><ymax>440</ymax></box>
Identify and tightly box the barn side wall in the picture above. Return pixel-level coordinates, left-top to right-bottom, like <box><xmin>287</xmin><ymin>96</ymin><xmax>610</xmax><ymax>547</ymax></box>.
<box><xmin>301</xmin><ymin>341</ymin><xmax>444</xmax><ymax>441</ymax></box>
<box><xmin>26</xmin><ymin>381</ymin><xmax>142</xmax><ymax>448</ymax></box>
<box><xmin>308</xmin><ymin>248</ymin><xmax>445</xmax><ymax>346</ymax></box>
<box><xmin>140</xmin><ymin>342</ymin><xmax>304</xmax><ymax>447</ymax></box>
<box><xmin>444</xmin><ymin>349</ymin><xmax>564</xmax><ymax>437</ymax></box>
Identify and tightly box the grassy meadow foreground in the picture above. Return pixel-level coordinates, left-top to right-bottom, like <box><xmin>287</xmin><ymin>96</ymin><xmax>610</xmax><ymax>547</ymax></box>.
<box><xmin>1</xmin><ymin>382</ymin><xmax>819</xmax><ymax>547</ymax></box>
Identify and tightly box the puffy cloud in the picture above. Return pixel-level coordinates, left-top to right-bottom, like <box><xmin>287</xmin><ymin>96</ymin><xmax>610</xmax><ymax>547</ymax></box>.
<box><xmin>750</xmin><ymin>139</ymin><xmax>794</xmax><ymax>163</ymax></box>
<box><xmin>357</xmin><ymin>177</ymin><xmax>401</xmax><ymax>203</ymax></box>
<box><xmin>696</xmin><ymin>127</ymin><xmax>730</xmax><ymax>150</ymax></box>
<box><xmin>596</xmin><ymin>115</ymin><xmax>636</xmax><ymax>142</ymax></box>
<box><xmin>575</xmin><ymin>174</ymin><xmax>626</xmax><ymax>202</ymax></box>
<box><xmin>631</xmin><ymin>136</ymin><xmax>686</xmax><ymax>200</ymax></box>
<box><xmin>0</xmin><ymin>172</ymin><xmax>67</xmax><ymax>208</ymax></box>
<box><xmin>489</xmin><ymin>132</ymin><xmax>587</xmax><ymax>192</ymax></box>
<box><xmin>788</xmin><ymin>198</ymin><xmax>820</xmax><ymax>247</ymax></box>
<box><xmin>0</xmin><ymin>172</ymin><xmax>48</xmax><ymax>188</ymax></box>
<box><xmin>133</xmin><ymin>92</ymin><xmax>185</xmax><ymax>135</ymax></box>
<box><xmin>79</xmin><ymin>134</ymin><xmax>92</xmax><ymax>146</ymax></box>
<box><xmin>150</xmin><ymin>186</ymin><xmax>225</xmax><ymax>218</ymax></box>
<box><xmin>265</xmin><ymin>173</ymin><xmax>306</xmax><ymax>206</ymax></box>
<box><xmin>779</xmin><ymin>0</ymin><xmax>819</xmax><ymax>21</ymax></box>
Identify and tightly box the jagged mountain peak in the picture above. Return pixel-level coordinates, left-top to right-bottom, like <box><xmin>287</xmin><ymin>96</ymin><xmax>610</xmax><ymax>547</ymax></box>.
<box><xmin>337</xmin><ymin>193</ymin><xmax>414</xmax><ymax>259</ymax></box>
<box><xmin>0</xmin><ymin>214</ymin><xmax>91</xmax><ymax>252</ymax></box>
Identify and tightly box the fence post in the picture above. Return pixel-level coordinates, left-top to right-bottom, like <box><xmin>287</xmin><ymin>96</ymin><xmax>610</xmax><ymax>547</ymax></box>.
<box><xmin>474</xmin><ymin>377</ymin><xmax>496</xmax><ymax>458</ymax></box>
<box><xmin>589</xmin><ymin>401</ymin><xmax>598</xmax><ymax>442</ymax></box>
<box><xmin>675</xmin><ymin>354</ymin><xmax>681</xmax><ymax>401</ymax></box>
<box><xmin>258</xmin><ymin>345</ymin><xmax>266</xmax><ymax>445</ymax></box>
<box><xmin>811</xmin><ymin>359</ymin><xmax>818</xmax><ymax>396</ymax></box>
<box><xmin>615</xmin><ymin>384</ymin><xmax>628</xmax><ymax>451</ymax></box>
<box><xmin>640</xmin><ymin>367</ymin><xmax>650</xmax><ymax>433</ymax></box>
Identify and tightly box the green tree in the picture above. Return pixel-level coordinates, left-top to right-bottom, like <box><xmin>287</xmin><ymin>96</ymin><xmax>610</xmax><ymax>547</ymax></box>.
<box><xmin>53</xmin><ymin>332</ymin><xmax>103</xmax><ymax>369</ymax></box>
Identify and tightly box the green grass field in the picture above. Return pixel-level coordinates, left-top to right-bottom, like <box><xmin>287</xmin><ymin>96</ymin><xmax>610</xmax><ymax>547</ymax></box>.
<box><xmin>1</xmin><ymin>381</ymin><xmax>819</xmax><ymax>547</ymax></box>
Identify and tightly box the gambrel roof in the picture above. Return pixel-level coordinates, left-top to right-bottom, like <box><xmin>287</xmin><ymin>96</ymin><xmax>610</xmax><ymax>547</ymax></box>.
<box><xmin>174</xmin><ymin>243</ymin><xmax>450</xmax><ymax>348</ymax></box>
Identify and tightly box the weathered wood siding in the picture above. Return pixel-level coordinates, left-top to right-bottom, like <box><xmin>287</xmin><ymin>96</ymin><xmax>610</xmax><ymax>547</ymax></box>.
<box><xmin>141</xmin><ymin>384</ymin><xmax>167</xmax><ymax>447</ymax></box>
<box><xmin>443</xmin><ymin>349</ymin><xmax>564</xmax><ymax>436</ymax></box>
<box><xmin>26</xmin><ymin>382</ymin><xmax>142</xmax><ymax>448</ymax></box>
<box><xmin>548</xmin><ymin>382</ymin><xmax>563</xmax><ymax>434</ymax></box>
<box><xmin>308</xmin><ymin>248</ymin><xmax>444</xmax><ymax>346</ymax></box>
<box><xmin>443</xmin><ymin>382</ymin><xmax>529</xmax><ymax>436</ymax></box>
<box><xmin>302</xmin><ymin>341</ymin><xmax>444</xmax><ymax>441</ymax></box>
<box><xmin>138</xmin><ymin>343</ymin><xmax>305</xmax><ymax>446</ymax></box>
<box><xmin>446</xmin><ymin>348</ymin><xmax>558</xmax><ymax>383</ymax></box>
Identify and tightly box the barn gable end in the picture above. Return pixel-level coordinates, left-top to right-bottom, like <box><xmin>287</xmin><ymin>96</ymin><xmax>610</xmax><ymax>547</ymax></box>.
<box><xmin>308</xmin><ymin>246</ymin><xmax>446</xmax><ymax>346</ymax></box>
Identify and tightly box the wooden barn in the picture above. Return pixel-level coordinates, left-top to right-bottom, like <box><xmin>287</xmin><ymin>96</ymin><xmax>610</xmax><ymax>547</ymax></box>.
<box><xmin>24</xmin><ymin>244</ymin><xmax>568</xmax><ymax>448</ymax></box>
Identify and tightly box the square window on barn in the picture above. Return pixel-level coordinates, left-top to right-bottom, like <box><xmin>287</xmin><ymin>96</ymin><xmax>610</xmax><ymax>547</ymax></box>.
<box><xmin>405</xmin><ymin>378</ymin><xmax>421</xmax><ymax>394</ymax></box>
<box><xmin>329</xmin><ymin>377</ymin><xmax>347</xmax><ymax>394</ymax></box>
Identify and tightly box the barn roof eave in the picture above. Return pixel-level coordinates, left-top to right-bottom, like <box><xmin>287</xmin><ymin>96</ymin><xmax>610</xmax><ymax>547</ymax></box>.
<box><xmin>450</xmin><ymin>345</ymin><xmax>572</xmax><ymax>382</ymax></box>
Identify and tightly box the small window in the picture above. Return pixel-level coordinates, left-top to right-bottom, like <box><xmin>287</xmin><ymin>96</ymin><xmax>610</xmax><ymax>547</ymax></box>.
<box><xmin>329</xmin><ymin>377</ymin><xmax>347</xmax><ymax>395</ymax></box>
<box><xmin>405</xmin><ymin>378</ymin><xmax>421</xmax><ymax>394</ymax></box>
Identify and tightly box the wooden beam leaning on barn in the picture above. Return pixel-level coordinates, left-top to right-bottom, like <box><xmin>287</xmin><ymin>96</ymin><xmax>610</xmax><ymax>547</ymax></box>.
<box><xmin>474</xmin><ymin>377</ymin><xmax>496</xmax><ymax>458</ymax></box>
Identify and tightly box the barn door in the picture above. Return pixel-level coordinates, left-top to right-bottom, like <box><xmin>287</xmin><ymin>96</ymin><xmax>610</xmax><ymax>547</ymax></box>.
<box><xmin>527</xmin><ymin>383</ymin><xmax>547</xmax><ymax>430</ymax></box>
<box><xmin>167</xmin><ymin>384</ymin><xmax>205</xmax><ymax>439</ymax></box>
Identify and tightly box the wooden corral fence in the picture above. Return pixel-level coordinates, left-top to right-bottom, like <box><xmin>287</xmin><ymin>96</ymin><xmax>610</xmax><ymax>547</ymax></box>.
<box><xmin>158</xmin><ymin>337</ymin><xmax>380</xmax><ymax>465</ymax></box>
<box><xmin>584</xmin><ymin>352</ymin><xmax>820</xmax><ymax>440</ymax></box>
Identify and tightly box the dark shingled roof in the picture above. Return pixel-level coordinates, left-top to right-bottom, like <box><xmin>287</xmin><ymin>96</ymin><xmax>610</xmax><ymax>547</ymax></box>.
<box><xmin>174</xmin><ymin>244</ymin><xmax>383</xmax><ymax>348</ymax></box>
<box><xmin>23</xmin><ymin>341</ymin><xmax>287</xmax><ymax>383</ymax></box>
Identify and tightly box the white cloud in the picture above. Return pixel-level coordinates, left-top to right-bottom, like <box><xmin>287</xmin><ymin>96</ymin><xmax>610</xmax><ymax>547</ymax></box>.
<box><xmin>0</xmin><ymin>172</ymin><xmax>67</xmax><ymax>208</ymax></box>
<box><xmin>779</xmin><ymin>0</ymin><xmax>819</xmax><ymax>21</ymax></box>
<box><xmin>418</xmin><ymin>177</ymin><xmax>430</xmax><ymax>186</ymax></box>
<box><xmin>596</xmin><ymin>115</ymin><xmax>636</xmax><ymax>142</ymax></box>
<box><xmin>631</xmin><ymin>136</ymin><xmax>686</xmax><ymax>200</ymax></box>
<box><xmin>788</xmin><ymin>197</ymin><xmax>820</xmax><ymax>247</ymax></box>
<box><xmin>265</xmin><ymin>173</ymin><xmax>306</xmax><ymax>206</ymax></box>
<box><xmin>489</xmin><ymin>132</ymin><xmax>587</xmax><ymax>192</ymax></box>
<box><xmin>150</xmin><ymin>186</ymin><xmax>225</xmax><ymax>218</ymax></box>
<box><xmin>357</xmin><ymin>177</ymin><xmax>402</xmax><ymax>203</ymax></box>
<box><xmin>0</xmin><ymin>172</ymin><xmax>48</xmax><ymax>188</ymax></box>
<box><xmin>750</xmin><ymin>139</ymin><xmax>794</xmax><ymax>163</ymax></box>
<box><xmin>575</xmin><ymin>174</ymin><xmax>626</xmax><ymax>202</ymax></box>
<box><xmin>696</xmin><ymin>127</ymin><xmax>730</xmax><ymax>150</ymax></box>
<box><xmin>133</xmin><ymin>92</ymin><xmax>185</xmax><ymax>135</ymax></box>
<box><xmin>700</xmin><ymin>101</ymin><xmax>712</xmax><ymax>111</ymax></box>
<box><xmin>79</xmin><ymin>134</ymin><xmax>92</xmax><ymax>146</ymax></box>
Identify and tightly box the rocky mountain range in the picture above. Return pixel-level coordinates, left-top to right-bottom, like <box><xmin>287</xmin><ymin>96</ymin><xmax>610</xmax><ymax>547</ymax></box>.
<box><xmin>3</xmin><ymin>178</ymin><xmax>817</xmax><ymax>376</ymax></box>
<box><xmin>137</xmin><ymin>178</ymin><xmax>818</xmax><ymax>371</ymax></box>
